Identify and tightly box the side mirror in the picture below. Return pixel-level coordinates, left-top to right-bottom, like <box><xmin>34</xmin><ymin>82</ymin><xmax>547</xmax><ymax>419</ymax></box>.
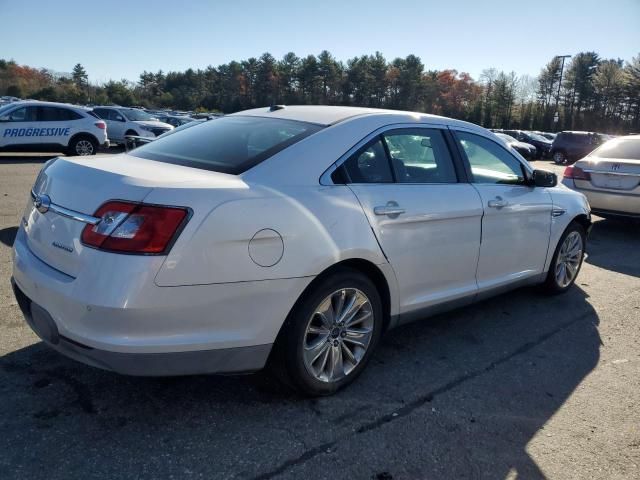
<box><xmin>532</xmin><ymin>169</ymin><xmax>557</xmax><ymax>188</ymax></box>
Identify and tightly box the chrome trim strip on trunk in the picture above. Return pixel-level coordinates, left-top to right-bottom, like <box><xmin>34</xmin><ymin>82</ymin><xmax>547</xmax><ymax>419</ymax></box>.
<box><xmin>581</xmin><ymin>169</ymin><xmax>640</xmax><ymax>177</ymax></box>
<box><xmin>31</xmin><ymin>190</ymin><xmax>101</xmax><ymax>225</ymax></box>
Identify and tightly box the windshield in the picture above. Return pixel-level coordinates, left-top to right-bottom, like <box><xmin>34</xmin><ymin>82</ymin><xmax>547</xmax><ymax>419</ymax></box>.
<box><xmin>590</xmin><ymin>137</ymin><xmax>640</xmax><ymax>160</ymax></box>
<box><xmin>0</xmin><ymin>103</ymin><xmax>19</xmax><ymax>116</ymax></box>
<box><xmin>496</xmin><ymin>133</ymin><xmax>516</xmax><ymax>143</ymax></box>
<box><xmin>121</xmin><ymin>108</ymin><xmax>156</xmax><ymax>121</ymax></box>
<box><xmin>130</xmin><ymin>115</ymin><xmax>323</xmax><ymax>174</ymax></box>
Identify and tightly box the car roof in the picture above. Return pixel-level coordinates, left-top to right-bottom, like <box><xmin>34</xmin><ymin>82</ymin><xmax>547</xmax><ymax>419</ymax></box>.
<box><xmin>230</xmin><ymin>105</ymin><xmax>473</xmax><ymax>128</ymax></box>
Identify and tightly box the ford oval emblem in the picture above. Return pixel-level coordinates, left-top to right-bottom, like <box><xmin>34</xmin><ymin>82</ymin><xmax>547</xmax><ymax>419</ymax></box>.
<box><xmin>33</xmin><ymin>194</ymin><xmax>51</xmax><ymax>214</ymax></box>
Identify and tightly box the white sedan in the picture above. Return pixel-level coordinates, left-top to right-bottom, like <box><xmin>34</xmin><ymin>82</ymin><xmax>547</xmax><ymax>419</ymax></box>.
<box><xmin>12</xmin><ymin>106</ymin><xmax>591</xmax><ymax>395</ymax></box>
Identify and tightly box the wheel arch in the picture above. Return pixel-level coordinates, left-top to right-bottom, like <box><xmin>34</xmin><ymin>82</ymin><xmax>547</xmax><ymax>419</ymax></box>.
<box><xmin>272</xmin><ymin>258</ymin><xmax>395</xmax><ymax>351</ymax></box>
<box><xmin>572</xmin><ymin>213</ymin><xmax>592</xmax><ymax>233</ymax></box>
<box><xmin>68</xmin><ymin>132</ymin><xmax>99</xmax><ymax>146</ymax></box>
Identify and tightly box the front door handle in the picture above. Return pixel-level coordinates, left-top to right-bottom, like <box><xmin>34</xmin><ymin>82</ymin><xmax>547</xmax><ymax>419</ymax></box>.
<box><xmin>488</xmin><ymin>196</ymin><xmax>508</xmax><ymax>209</ymax></box>
<box><xmin>374</xmin><ymin>201</ymin><xmax>405</xmax><ymax>218</ymax></box>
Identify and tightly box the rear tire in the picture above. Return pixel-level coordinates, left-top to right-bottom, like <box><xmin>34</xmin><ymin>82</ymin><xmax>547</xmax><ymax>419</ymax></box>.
<box><xmin>543</xmin><ymin>221</ymin><xmax>586</xmax><ymax>294</ymax></box>
<box><xmin>270</xmin><ymin>268</ymin><xmax>383</xmax><ymax>396</ymax></box>
<box><xmin>67</xmin><ymin>135</ymin><xmax>98</xmax><ymax>156</ymax></box>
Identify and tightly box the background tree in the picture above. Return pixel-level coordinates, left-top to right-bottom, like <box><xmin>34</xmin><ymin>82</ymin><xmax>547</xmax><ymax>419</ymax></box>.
<box><xmin>1</xmin><ymin>50</ymin><xmax>638</xmax><ymax>133</ymax></box>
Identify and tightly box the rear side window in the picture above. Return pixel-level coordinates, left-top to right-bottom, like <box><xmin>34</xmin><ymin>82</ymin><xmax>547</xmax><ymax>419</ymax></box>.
<box><xmin>130</xmin><ymin>116</ymin><xmax>323</xmax><ymax>174</ymax></box>
<box><xmin>38</xmin><ymin>107</ymin><xmax>83</xmax><ymax>121</ymax></box>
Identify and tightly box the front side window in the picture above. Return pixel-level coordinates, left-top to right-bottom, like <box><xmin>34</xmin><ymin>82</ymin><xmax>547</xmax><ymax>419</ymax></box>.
<box><xmin>456</xmin><ymin>131</ymin><xmax>526</xmax><ymax>185</ymax></box>
<box><xmin>382</xmin><ymin>129</ymin><xmax>457</xmax><ymax>183</ymax></box>
<box><xmin>121</xmin><ymin>108</ymin><xmax>156</xmax><ymax>121</ymax></box>
<box><xmin>4</xmin><ymin>106</ymin><xmax>37</xmax><ymax>122</ymax></box>
<box><xmin>340</xmin><ymin>138</ymin><xmax>394</xmax><ymax>183</ymax></box>
<box><xmin>130</xmin><ymin>115</ymin><xmax>323</xmax><ymax>174</ymax></box>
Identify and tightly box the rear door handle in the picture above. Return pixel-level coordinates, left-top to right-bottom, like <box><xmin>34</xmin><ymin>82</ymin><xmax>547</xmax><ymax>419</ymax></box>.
<box><xmin>488</xmin><ymin>196</ymin><xmax>508</xmax><ymax>209</ymax></box>
<box><xmin>374</xmin><ymin>201</ymin><xmax>405</xmax><ymax>217</ymax></box>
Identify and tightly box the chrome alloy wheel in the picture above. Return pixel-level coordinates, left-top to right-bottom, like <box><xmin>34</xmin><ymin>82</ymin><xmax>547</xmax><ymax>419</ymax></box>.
<box><xmin>76</xmin><ymin>139</ymin><xmax>94</xmax><ymax>155</ymax></box>
<box><xmin>555</xmin><ymin>231</ymin><xmax>583</xmax><ymax>288</ymax></box>
<box><xmin>302</xmin><ymin>288</ymin><xmax>374</xmax><ymax>383</ymax></box>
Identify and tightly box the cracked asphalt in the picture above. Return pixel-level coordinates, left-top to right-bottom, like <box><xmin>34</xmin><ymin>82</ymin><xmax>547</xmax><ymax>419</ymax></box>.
<box><xmin>0</xmin><ymin>153</ymin><xmax>638</xmax><ymax>479</ymax></box>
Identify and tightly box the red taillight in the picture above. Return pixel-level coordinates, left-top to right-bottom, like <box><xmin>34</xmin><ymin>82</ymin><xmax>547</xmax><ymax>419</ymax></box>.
<box><xmin>563</xmin><ymin>165</ymin><xmax>591</xmax><ymax>181</ymax></box>
<box><xmin>81</xmin><ymin>201</ymin><xmax>189</xmax><ymax>254</ymax></box>
<box><xmin>95</xmin><ymin>121</ymin><xmax>106</xmax><ymax>129</ymax></box>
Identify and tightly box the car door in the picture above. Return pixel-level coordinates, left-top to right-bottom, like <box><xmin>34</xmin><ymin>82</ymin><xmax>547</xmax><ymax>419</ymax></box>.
<box><xmin>451</xmin><ymin>129</ymin><xmax>552</xmax><ymax>294</ymax></box>
<box><xmin>36</xmin><ymin>106</ymin><xmax>75</xmax><ymax>148</ymax></box>
<box><xmin>336</xmin><ymin>126</ymin><xmax>484</xmax><ymax>320</ymax></box>
<box><xmin>94</xmin><ymin>108</ymin><xmax>125</xmax><ymax>142</ymax></box>
<box><xmin>0</xmin><ymin>105</ymin><xmax>39</xmax><ymax>148</ymax></box>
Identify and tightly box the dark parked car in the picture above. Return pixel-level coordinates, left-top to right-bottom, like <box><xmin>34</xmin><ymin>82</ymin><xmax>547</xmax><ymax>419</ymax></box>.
<box><xmin>498</xmin><ymin>130</ymin><xmax>552</xmax><ymax>159</ymax></box>
<box><xmin>493</xmin><ymin>133</ymin><xmax>537</xmax><ymax>160</ymax></box>
<box><xmin>550</xmin><ymin>131</ymin><xmax>608</xmax><ymax>164</ymax></box>
<box><xmin>155</xmin><ymin>115</ymin><xmax>195</xmax><ymax>128</ymax></box>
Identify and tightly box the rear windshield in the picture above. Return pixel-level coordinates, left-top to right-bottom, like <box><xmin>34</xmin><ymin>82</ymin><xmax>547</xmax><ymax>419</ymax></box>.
<box><xmin>591</xmin><ymin>138</ymin><xmax>640</xmax><ymax>160</ymax></box>
<box><xmin>130</xmin><ymin>116</ymin><xmax>323</xmax><ymax>174</ymax></box>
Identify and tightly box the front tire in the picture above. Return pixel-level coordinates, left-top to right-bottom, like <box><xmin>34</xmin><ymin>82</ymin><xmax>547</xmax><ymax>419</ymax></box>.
<box><xmin>553</xmin><ymin>150</ymin><xmax>567</xmax><ymax>165</ymax></box>
<box><xmin>271</xmin><ymin>268</ymin><xmax>383</xmax><ymax>396</ymax></box>
<box><xmin>67</xmin><ymin>135</ymin><xmax>98</xmax><ymax>156</ymax></box>
<box><xmin>543</xmin><ymin>221</ymin><xmax>586</xmax><ymax>294</ymax></box>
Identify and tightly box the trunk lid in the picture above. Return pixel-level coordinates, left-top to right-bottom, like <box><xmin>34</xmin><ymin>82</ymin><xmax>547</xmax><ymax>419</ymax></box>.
<box><xmin>577</xmin><ymin>157</ymin><xmax>640</xmax><ymax>191</ymax></box>
<box><xmin>24</xmin><ymin>154</ymin><xmax>243</xmax><ymax>277</ymax></box>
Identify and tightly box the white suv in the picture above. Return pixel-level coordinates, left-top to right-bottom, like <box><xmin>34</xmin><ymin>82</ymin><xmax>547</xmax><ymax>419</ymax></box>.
<box><xmin>92</xmin><ymin>106</ymin><xmax>173</xmax><ymax>144</ymax></box>
<box><xmin>0</xmin><ymin>101</ymin><xmax>109</xmax><ymax>156</ymax></box>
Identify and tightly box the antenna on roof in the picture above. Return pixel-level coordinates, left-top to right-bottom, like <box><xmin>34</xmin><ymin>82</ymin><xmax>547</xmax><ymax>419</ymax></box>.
<box><xmin>269</xmin><ymin>104</ymin><xmax>285</xmax><ymax>112</ymax></box>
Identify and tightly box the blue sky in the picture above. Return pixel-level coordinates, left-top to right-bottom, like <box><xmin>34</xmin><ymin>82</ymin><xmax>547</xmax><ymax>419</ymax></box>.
<box><xmin>1</xmin><ymin>0</ymin><xmax>638</xmax><ymax>84</ymax></box>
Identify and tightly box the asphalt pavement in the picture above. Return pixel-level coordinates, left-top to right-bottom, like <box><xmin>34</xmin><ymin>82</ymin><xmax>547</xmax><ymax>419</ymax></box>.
<box><xmin>0</xmin><ymin>152</ymin><xmax>638</xmax><ymax>479</ymax></box>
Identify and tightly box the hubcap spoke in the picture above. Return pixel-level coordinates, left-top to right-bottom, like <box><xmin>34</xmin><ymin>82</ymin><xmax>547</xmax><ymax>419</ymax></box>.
<box><xmin>303</xmin><ymin>287</ymin><xmax>374</xmax><ymax>384</ymax></box>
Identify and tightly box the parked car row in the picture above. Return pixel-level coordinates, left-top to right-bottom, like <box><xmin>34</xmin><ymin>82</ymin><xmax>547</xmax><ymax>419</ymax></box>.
<box><xmin>491</xmin><ymin>129</ymin><xmax>553</xmax><ymax>159</ymax></box>
<box><xmin>0</xmin><ymin>100</ymin><xmax>110</xmax><ymax>155</ymax></box>
<box><xmin>550</xmin><ymin>131</ymin><xmax>613</xmax><ymax>165</ymax></box>
<box><xmin>0</xmin><ymin>100</ymin><xmax>177</xmax><ymax>155</ymax></box>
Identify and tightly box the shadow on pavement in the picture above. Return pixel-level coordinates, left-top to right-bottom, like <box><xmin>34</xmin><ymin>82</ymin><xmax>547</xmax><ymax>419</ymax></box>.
<box><xmin>0</xmin><ymin>226</ymin><xmax>18</xmax><ymax>247</ymax></box>
<box><xmin>0</xmin><ymin>284</ymin><xmax>600</xmax><ymax>479</ymax></box>
<box><xmin>586</xmin><ymin>217</ymin><xmax>640</xmax><ymax>277</ymax></box>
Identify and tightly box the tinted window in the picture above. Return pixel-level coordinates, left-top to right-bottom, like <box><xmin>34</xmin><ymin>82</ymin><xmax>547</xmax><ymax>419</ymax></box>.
<box><xmin>92</xmin><ymin>108</ymin><xmax>109</xmax><ymax>119</ymax></box>
<box><xmin>341</xmin><ymin>138</ymin><xmax>393</xmax><ymax>183</ymax></box>
<box><xmin>456</xmin><ymin>131</ymin><xmax>526</xmax><ymax>185</ymax></box>
<box><xmin>382</xmin><ymin>129</ymin><xmax>457</xmax><ymax>183</ymax></box>
<box><xmin>38</xmin><ymin>107</ymin><xmax>83</xmax><ymax>121</ymax></box>
<box><xmin>591</xmin><ymin>138</ymin><xmax>640</xmax><ymax>160</ymax></box>
<box><xmin>130</xmin><ymin>116</ymin><xmax>322</xmax><ymax>174</ymax></box>
<box><xmin>121</xmin><ymin>108</ymin><xmax>155</xmax><ymax>121</ymax></box>
<box><xmin>5</xmin><ymin>106</ymin><xmax>37</xmax><ymax>122</ymax></box>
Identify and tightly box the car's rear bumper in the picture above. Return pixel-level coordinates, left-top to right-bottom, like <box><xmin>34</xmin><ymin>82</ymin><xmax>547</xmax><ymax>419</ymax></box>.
<box><xmin>11</xmin><ymin>226</ymin><xmax>313</xmax><ymax>375</ymax></box>
<box><xmin>12</xmin><ymin>278</ymin><xmax>271</xmax><ymax>375</ymax></box>
<box><xmin>562</xmin><ymin>179</ymin><xmax>640</xmax><ymax>217</ymax></box>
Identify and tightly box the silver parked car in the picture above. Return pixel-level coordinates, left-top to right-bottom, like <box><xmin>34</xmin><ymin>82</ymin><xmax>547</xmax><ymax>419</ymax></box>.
<box><xmin>562</xmin><ymin>135</ymin><xmax>640</xmax><ymax>219</ymax></box>
<box><xmin>13</xmin><ymin>106</ymin><xmax>591</xmax><ymax>396</ymax></box>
